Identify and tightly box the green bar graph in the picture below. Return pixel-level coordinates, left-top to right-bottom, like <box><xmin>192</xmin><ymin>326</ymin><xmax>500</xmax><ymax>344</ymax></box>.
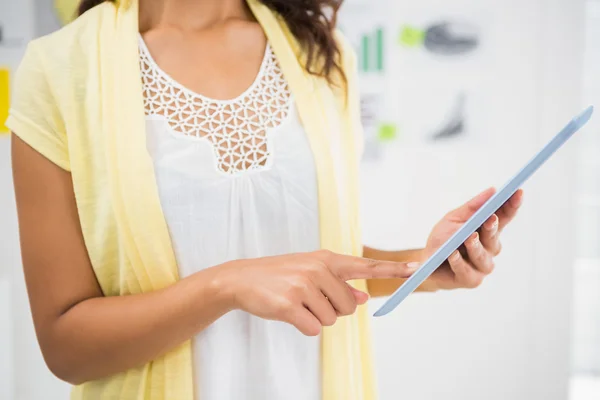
<box><xmin>359</xmin><ymin>27</ymin><xmax>385</xmax><ymax>73</ymax></box>
<box><xmin>362</xmin><ymin>35</ymin><xmax>370</xmax><ymax>72</ymax></box>
<box><xmin>376</xmin><ymin>28</ymin><xmax>384</xmax><ymax>71</ymax></box>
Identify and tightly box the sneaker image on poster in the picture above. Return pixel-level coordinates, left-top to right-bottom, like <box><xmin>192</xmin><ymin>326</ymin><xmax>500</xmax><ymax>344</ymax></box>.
<box><xmin>423</xmin><ymin>21</ymin><xmax>480</xmax><ymax>56</ymax></box>
<box><xmin>431</xmin><ymin>92</ymin><xmax>467</xmax><ymax>141</ymax></box>
<box><xmin>399</xmin><ymin>21</ymin><xmax>480</xmax><ymax>57</ymax></box>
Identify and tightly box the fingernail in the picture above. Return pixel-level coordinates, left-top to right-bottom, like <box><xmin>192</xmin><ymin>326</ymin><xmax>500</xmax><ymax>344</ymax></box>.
<box><xmin>407</xmin><ymin>262</ymin><xmax>421</xmax><ymax>269</ymax></box>
<box><xmin>485</xmin><ymin>216</ymin><xmax>498</xmax><ymax>231</ymax></box>
<box><xmin>450</xmin><ymin>251</ymin><xmax>460</xmax><ymax>261</ymax></box>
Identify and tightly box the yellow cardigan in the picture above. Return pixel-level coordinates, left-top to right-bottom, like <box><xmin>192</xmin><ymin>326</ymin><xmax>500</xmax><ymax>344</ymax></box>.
<box><xmin>7</xmin><ymin>0</ymin><xmax>376</xmax><ymax>398</ymax></box>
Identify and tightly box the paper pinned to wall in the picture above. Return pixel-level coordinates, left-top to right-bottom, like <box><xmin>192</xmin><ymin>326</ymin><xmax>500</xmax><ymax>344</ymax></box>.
<box><xmin>0</xmin><ymin>68</ymin><xmax>9</xmax><ymax>135</ymax></box>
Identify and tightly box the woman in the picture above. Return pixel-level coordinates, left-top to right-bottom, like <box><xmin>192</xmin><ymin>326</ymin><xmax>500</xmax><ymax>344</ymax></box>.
<box><xmin>7</xmin><ymin>0</ymin><xmax>523</xmax><ymax>399</ymax></box>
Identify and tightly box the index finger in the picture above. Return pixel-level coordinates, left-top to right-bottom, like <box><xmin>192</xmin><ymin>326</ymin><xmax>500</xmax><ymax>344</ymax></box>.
<box><xmin>320</xmin><ymin>252</ymin><xmax>419</xmax><ymax>281</ymax></box>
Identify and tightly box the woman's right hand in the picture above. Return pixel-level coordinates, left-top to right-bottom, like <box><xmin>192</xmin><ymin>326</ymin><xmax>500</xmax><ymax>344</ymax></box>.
<box><xmin>215</xmin><ymin>250</ymin><xmax>418</xmax><ymax>336</ymax></box>
<box><xmin>12</xmin><ymin>134</ymin><xmax>417</xmax><ymax>382</ymax></box>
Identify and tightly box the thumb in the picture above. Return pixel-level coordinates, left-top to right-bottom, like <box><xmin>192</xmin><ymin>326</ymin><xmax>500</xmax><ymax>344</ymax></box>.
<box><xmin>448</xmin><ymin>187</ymin><xmax>496</xmax><ymax>221</ymax></box>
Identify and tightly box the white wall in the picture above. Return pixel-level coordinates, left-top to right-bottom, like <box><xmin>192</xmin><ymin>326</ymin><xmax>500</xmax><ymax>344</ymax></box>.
<box><xmin>1</xmin><ymin>1</ymin><xmax>71</xmax><ymax>399</ymax></box>
<box><xmin>358</xmin><ymin>0</ymin><xmax>585</xmax><ymax>399</ymax></box>
<box><xmin>0</xmin><ymin>0</ymin><xmax>587</xmax><ymax>399</ymax></box>
<box><xmin>0</xmin><ymin>281</ymin><xmax>13</xmax><ymax>400</ymax></box>
<box><xmin>1</xmin><ymin>1</ymin><xmax>29</xmax><ymax>399</ymax></box>
<box><xmin>571</xmin><ymin>0</ymin><xmax>600</xmax><ymax>376</ymax></box>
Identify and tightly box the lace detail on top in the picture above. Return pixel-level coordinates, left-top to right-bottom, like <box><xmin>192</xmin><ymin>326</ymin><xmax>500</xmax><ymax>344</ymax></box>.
<box><xmin>139</xmin><ymin>37</ymin><xmax>293</xmax><ymax>175</ymax></box>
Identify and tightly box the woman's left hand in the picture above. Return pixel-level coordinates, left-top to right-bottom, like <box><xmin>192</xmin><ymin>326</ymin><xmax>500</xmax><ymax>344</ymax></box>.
<box><xmin>422</xmin><ymin>187</ymin><xmax>524</xmax><ymax>291</ymax></box>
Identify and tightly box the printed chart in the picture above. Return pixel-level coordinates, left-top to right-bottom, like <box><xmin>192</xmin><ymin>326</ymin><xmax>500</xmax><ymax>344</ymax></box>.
<box><xmin>359</xmin><ymin>27</ymin><xmax>385</xmax><ymax>74</ymax></box>
<box><xmin>339</xmin><ymin>0</ymin><xmax>491</xmax><ymax>155</ymax></box>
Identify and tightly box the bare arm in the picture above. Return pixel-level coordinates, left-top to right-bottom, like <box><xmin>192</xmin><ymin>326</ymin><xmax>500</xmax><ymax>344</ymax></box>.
<box><xmin>13</xmin><ymin>133</ymin><xmax>416</xmax><ymax>385</ymax></box>
<box><xmin>12</xmin><ymin>134</ymin><xmax>233</xmax><ymax>385</ymax></box>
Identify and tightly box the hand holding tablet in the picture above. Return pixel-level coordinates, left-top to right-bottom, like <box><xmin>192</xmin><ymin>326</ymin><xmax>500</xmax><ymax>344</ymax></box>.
<box><xmin>418</xmin><ymin>186</ymin><xmax>522</xmax><ymax>292</ymax></box>
<box><xmin>374</xmin><ymin>106</ymin><xmax>595</xmax><ymax>317</ymax></box>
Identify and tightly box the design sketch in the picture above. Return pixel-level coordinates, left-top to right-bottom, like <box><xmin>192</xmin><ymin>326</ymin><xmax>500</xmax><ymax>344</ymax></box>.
<box><xmin>360</xmin><ymin>93</ymin><xmax>384</xmax><ymax>161</ymax></box>
<box><xmin>424</xmin><ymin>22</ymin><xmax>479</xmax><ymax>56</ymax></box>
<box><xmin>399</xmin><ymin>21</ymin><xmax>480</xmax><ymax>56</ymax></box>
<box><xmin>431</xmin><ymin>92</ymin><xmax>467</xmax><ymax>141</ymax></box>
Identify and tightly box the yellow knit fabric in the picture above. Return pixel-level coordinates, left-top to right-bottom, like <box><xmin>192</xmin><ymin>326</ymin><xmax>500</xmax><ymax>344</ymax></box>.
<box><xmin>6</xmin><ymin>0</ymin><xmax>376</xmax><ymax>398</ymax></box>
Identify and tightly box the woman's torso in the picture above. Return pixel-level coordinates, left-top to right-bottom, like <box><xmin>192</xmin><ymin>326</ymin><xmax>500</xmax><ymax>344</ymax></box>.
<box><xmin>140</xmin><ymin>35</ymin><xmax>322</xmax><ymax>400</ymax></box>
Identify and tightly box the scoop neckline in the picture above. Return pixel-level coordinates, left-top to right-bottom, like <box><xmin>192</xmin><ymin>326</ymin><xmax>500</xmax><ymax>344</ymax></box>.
<box><xmin>137</xmin><ymin>33</ymin><xmax>272</xmax><ymax>104</ymax></box>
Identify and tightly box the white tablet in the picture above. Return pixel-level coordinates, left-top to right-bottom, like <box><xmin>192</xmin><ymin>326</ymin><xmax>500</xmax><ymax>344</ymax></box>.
<box><xmin>373</xmin><ymin>106</ymin><xmax>595</xmax><ymax>317</ymax></box>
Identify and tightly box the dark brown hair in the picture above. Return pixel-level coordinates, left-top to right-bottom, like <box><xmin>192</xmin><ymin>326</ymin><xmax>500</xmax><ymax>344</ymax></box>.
<box><xmin>78</xmin><ymin>0</ymin><xmax>345</xmax><ymax>85</ymax></box>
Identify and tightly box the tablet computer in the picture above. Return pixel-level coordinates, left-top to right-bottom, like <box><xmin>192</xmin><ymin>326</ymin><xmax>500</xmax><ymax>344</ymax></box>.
<box><xmin>373</xmin><ymin>105</ymin><xmax>595</xmax><ymax>317</ymax></box>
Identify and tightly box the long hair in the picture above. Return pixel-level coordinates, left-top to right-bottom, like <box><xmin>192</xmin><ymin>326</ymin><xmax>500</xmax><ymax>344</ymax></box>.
<box><xmin>78</xmin><ymin>0</ymin><xmax>345</xmax><ymax>85</ymax></box>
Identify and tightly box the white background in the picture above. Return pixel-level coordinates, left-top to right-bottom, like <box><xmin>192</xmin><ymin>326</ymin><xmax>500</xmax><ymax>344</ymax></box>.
<box><xmin>0</xmin><ymin>0</ymin><xmax>594</xmax><ymax>399</ymax></box>
<box><xmin>571</xmin><ymin>1</ymin><xmax>600</xmax><ymax>381</ymax></box>
<box><xmin>351</xmin><ymin>0</ymin><xmax>585</xmax><ymax>398</ymax></box>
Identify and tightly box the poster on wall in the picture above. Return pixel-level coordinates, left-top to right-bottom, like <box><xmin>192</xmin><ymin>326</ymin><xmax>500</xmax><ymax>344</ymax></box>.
<box><xmin>338</xmin><ymin>0</ymin><xmax>393</xmax><ymax>161</ymax></box>
<box><xmin>393</xmin><ymin>10</ymin><xmax>493</xmax><ymax>146</ymax></box>
<box><xmin>339</xmin><ymin>0</ymin><xmax>493</xmax><ymax>153</ymax></box>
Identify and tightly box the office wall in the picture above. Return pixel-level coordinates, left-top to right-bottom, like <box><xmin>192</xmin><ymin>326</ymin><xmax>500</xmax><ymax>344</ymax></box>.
<box><xmin>350</xmin><ymin>0</ymin><xmax>584</xmax><ymax>399</ymax></box>
<box><xmin>1</xmin><ymin>2</ymin><xmax>28</xmax><ymax>400</ymax></box>
<box><xmin>0</xmin><ymin>0</ymin><xmax>586</xmax><ymax>399</ymax></box>
<box><xmin>0</xmin><ymin>1</ymin><xmax>71</xmax><ymax>399</ymax></box>
<box><xmin>571</xmin><ymin>0</ymin><xmax>600</xmax><ymax>376</ymax></box>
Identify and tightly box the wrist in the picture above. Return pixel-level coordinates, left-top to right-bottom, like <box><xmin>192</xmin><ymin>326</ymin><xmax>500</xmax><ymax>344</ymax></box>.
<box><xmin>205</xmin><ymin>261</ymin><xmax>241</xmax><ymax>312</ymax></box>
<box><xmin>418</xmin><ymin>278</ymin><xmax>441</xmax><ymax>292</ymax></box>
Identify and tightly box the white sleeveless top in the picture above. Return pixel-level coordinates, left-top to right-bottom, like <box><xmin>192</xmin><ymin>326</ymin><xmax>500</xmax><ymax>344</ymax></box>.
<box><xmin>139</xmin><ymin>37</ymin><xmax>321</xmax><ymax>400</ymax></box>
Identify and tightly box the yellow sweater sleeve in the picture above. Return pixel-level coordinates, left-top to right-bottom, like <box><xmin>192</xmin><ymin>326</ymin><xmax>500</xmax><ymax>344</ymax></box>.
<box><xmin>6</xmin><ymin>41</ymin><xmax>71</xmax><ymax>171</ymax></box>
